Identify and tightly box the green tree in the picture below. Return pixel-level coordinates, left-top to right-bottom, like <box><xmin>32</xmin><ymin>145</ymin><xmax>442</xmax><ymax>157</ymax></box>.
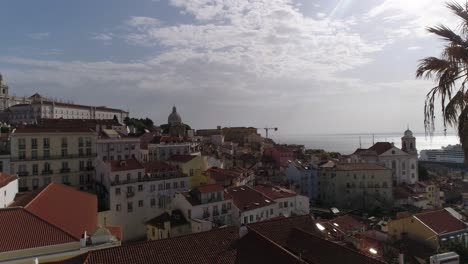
<box><xmin>417</xmin><ymin>2</ymin><xmax>468</xmax><ymax>164</ymax></box>
<box><xmin>418</xmin><ymin>164</ymin><xmax>430</xmax><ymax>181</ymax></box>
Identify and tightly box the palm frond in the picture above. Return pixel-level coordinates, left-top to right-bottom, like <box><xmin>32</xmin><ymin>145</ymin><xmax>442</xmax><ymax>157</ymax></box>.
<box><xmin>427</xmin><ymin>25</ymin><xmax>468</xmax><ymax>48</ymax></box>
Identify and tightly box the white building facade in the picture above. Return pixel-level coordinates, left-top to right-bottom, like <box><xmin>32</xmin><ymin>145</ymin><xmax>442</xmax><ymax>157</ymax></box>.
<box><xmin>0</xmin><ymin>173</ymin><xmax>18</xmax><ymax>208</ymax></box>
<box><xmin>96</xmin><ymin>159</ymin><xmax>189</xmax><ymax>241</ymax></box>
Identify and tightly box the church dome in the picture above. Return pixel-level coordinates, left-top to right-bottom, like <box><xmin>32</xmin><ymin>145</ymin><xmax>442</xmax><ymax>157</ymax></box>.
<box><xmin>404</xmin><ymin>129</ymin><xmax>413</xmax><ymax>137</ymax></box>
<box><xmin>168</xmin><ymin>106</ymin><xmax>182</xmax><ymax>125</ymax></box>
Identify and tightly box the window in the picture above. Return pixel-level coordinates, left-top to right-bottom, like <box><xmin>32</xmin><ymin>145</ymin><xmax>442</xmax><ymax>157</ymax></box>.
<box><xmin>181</xmin><ymin>181</ymin><xmax>185</xmax><ymax>188</ymax></box>
<box><xmin>79</xmin><ymin>137</ymin><xmax>84</xmax><ymax>147</ymax></box>
<box><xmin>127</xmin><ymin>186</ymin><xmax>133</xmax><ymax>193</ymax></box>
<box><xmin>150</xmin><ymin>198</ymin><xmax>156</xmax><ymax>207</ymax></box>
<box><xmin>244</xmin><ymin>216</ymin><xmax>248</xmax><ymax>223</ymax></box>
<box><xmin>62</xmin><ymin>175</ymin><xmax>69</xmax><ymax>184</ymax></box>
<box><xmin>173</xmin><ymin>182</ymin><xmax>178</xmax><ymax>189</ymax></box>
<box><xmin>150</xmin><ymin>184</ymin><xmax>155</xmax><ymax>192</ymax></box>
<box><xmin>18</xmin><ymin>138</ymin><xmax>25</xmax><ymax>149</ymax></box>
<box><xmin>43</xmin><ymin>138</ymin><xmax>50</xmax><ymax>148</ymax></box>
<box><xmin>138</xmin><ymin>200</ymin><xmax>143</xmax><ymax>207</ymax></box>
<box><xmin>249</xmin><ymin>215</ymin><xmax>253</xmax><ymax>222</ymax></box>
<box><xmin>44</xmin><ymin>149</ymin><xmax>50</xmax><ymax>159</ymax></box>
<box><xmin>190</xmin><ymin>169</ymin><xmax>194</xmax><ymax>176</ymax></box>
<box><xmin>159</xmin><ymin>183</ymin><xmax>163</xmax><ymax>190</ymax></box>
<box><xmin>61</xmin><ymin>148</ymin><xmax>68</xmax><ymax>157</ymax></box>
<box><xmin>116</xmin><ymin>188</ymin><xmax>121</xmax><ymax>195</ymax></box>
<box><xmin>44</xmin><ymin>162</ymin><xmax>51</xmax><ymax>172</ymax></box>
<box><xmin>138</xmin><ymin>172</ymin><xmax>142</xmax><ymax>180</ymax></box>
<box><xmin>158</xmin><ymin>197</ymin><xmax>165</xmax><ymax>208</ymax></box>
<box><xmin>115</xmin><ymin>175</ymin><xmax>120</xmax><ymax>183</ymax></box>
<box><xmin>31</xmin><ymin>138</ymin><xmax>37</xmax><ymax>149</ymax></box>
<box><xmin>165</xmin><ymin>183</ymin><xmax>170</xmax><ymax>189</ymax></box>
<box><xmin>86</xmin><ymin>148</ymin><xmax>92</xmax><ymax>156</ymax></box>
<box><xmin>32</xmin><ymin>164</ymin><xmax>38</xmax><ymax>175</ymax></box>
<box><xmin>188</xmin><ymin>209</ymin><xmax>191</xmax><ymax>219</ymax></box>
<box><xmin>79</xmin><ymin>160</ymin><xmax>85</xmax><ymax>170</ymax></box>
<box><xmin>116</xmin><ymin>204</ymin><xmax>121</xmax><ymax>211</ymax></box>
<box><xmin>32</xmin><ymin>178</ymin><xmax>39</xmax><ymax>189</ymax></box>
<box><xmin>61</xmin><ymin>137</ymin><xmax>67</xmax><ymax>147</ymax></box>
<box><xmin>138</xmin><ymin>185</ymin><xmax>143</xmax><ymax>191</ymax></box>
<box><xmin>19</xmin><ymin>151</ymin><xmax>26</xmax><ymax>160</ymax></box>
<box><xmin>127</xmin><ymin>173</ymin><xmax>131</xmax><ymax>181</ymax></box>
<box><xmin>80</xmin><ymin>175</ymin><xmax>85</xmax><ymax>184</ymax></box>
<box><xmin>62</xmin><ymin>161</ymin><xmax>68</xmax><ymax>169</ymax></box>
<box><xmin>127</xmin><ymin>202</ymin><xmax>133</xmax><ymax>212</ymax></box>
<box><xmin>31</xmin><ymin>150</ymin><xmax>37</xmax><ymax>160</ymax></box>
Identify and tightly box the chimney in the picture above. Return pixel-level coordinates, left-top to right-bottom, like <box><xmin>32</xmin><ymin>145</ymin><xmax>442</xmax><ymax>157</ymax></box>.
<box><xmin>239</xmin><ymin>224</ymin><xmax>248</xmax><ymax>238</ymax></box>
<box><xmin>80</xmin><ymin>231</ymin><xmax>88</xmax><ymax>247</ymax></box>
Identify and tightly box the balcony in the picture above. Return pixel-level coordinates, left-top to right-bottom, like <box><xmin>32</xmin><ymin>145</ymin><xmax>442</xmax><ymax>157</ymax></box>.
<box><xmin>17</xmin><ymin>171</ymin><xmax>29</xmax><ymax>177</ymax></box>
<box><xmin>18</xmin><ymin>145</ymin><xmax>26</xmax><ymax>150</ymax></box>
<box><xmin>60</xmin><ymin>168</ymin><xmax>71</xmax><ymax>173</ymax></box>
<box><xmin>43</xmin><ymin>144</ymin><xmax>50</xmax><ymax>149</ymax></box>
<box><xmin>86</xmin><ymin>166</ymin><xmax>95</xmax><ymax>171</ymax></box>
<box><xmin>31</xmin><ymin>144</ymin><xmax>38</xmax><ymax>149</ymax></box>
<box><xmin>42</xmin><ymin>170</ymin><xmax>54</xmax><ymax>175</ymax></box>
<box><xmin>61</xmin><ymin>143</ymin><xmax>68</xmax><ymax>148</ymax></box>
<box><xmin>126</xmin><ymin>191</ymin><xmax>135</xmax><ymax>198</ymax></box>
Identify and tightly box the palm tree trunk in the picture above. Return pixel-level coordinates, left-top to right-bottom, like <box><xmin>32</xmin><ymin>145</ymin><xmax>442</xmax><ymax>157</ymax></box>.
<box><xmin>458</xmin><ymin>107</ymin><xmax>468</xmax><ymax>166</ymax></box>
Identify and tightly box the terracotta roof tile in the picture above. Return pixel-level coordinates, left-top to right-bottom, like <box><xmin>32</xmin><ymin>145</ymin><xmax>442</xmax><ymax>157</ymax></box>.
<box><xmin>415</xmin><ymin>209</ymin><xmax>468</xmax><ymax>235</ymax></box>
<box><xmin>368</xmin><ymin>142</ymin><xmax>394</xmax><ymax>155</ymax></box>
<box><xmin>0</xmin><ymin>207</ymin><xmax>77</xmax><ymax>252</ymax></box>
<box><xmin>104</xmin><ymin>226</ymin><xmax>123</xmax><ymax>241</ymax></box>
<box><xmin>197</xmin><ymin>184</ymin><xmax>224</xmax><ymax>193</ymax></box>
<box><xmin>325</xmin><ymin>215</ymin><xmax>366</xmax><ymax>234</ymax></box>
<box><xmin>23</xmin><ymin>183</ymin><xmax>98</xmax><ymax>239</ymax></box>
<box><xmin>0</xmin><ymin>173</ymin><xmax>17</xmax><ymax>188</ymax></box>
<box><xmin>109</xmin><ymin>159</ymin><xmax>144</xmax><ymax>172</ymax></box>
<box><xmin>226</xmin><ymin>186</ymin><xmax>275</xmax><ymax>212</ymax></box>
<box><xmin>167</xmin><ymin>155</ymin><xmax>197</xmax><ymax>163</ymax></box>
<box><xmin>254</xmin><ymin>184</ymin><xmax>297</xmax><ymax>200</ymax></box>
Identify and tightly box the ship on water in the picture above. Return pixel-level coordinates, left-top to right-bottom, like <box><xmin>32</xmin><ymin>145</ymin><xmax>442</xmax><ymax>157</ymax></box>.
<box><xmin>419</xmin><ymin>144</ymin><xmax>464</xmax><ymax>164</ymax></box>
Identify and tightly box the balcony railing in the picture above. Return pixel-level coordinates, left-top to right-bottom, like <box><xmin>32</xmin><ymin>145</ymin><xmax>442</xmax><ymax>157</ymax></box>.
<box><xmin>18</xmin><ymin>145</ymin><xmax>26</xmax><ymax>150</ymax></box>
<box><xmin>62</xmin><ymin>143</ymin><xmax>68</xmax><ymax>148</ymax></box>
<box><xmin>18</xmin><ymin>171</ymin><xmax>29</xmax><ymax>177</ymax></box>
<box><xmin>60</xmin><ymin>168</ymin><xmax>71</xmax><ymax>173</ymax></box>
<box><xmin>44</xmin><ymin>144</ymin><xmax>50</xmax><ymax>149</ymax></box>
<box><xmin>42</xmin><ymin>170</ymin><xmax>54</xmax><ymax>175</ymax></box>
<box><xmin>31</xmin><ymin>144</ymin><xmax>38</xmax><ymax>149</ymax></box>
<box><xmin>126</xmin><ymin>191</ymin><xmax>135</xmax><ymax>198</ymax></box>
<box><xmin>11</xmin><ymin>153</ymin><xmax>97</xmax><ymax>162</ymax></box>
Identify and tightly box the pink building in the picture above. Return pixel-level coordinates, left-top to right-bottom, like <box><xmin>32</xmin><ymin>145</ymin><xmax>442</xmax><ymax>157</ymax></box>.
<box><xmin>263</xmin><ymin>146</ymin><xmax>294</xmax><ymax>168</ymax></box>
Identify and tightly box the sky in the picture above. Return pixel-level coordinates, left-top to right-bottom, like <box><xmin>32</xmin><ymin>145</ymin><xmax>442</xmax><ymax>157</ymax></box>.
<box><xmin>0</xmin><ymin>0</ymin><xmax>461</xmax><ymax>135</ymax></box>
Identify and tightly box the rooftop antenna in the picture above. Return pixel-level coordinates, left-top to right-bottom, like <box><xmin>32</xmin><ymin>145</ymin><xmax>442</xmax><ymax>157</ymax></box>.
<box><xmin>359</xmin><ymin>136</ymin><xmax>362</xmax><ymax>148</ymax></box>
<box><xmin>372</xmin><ymin>134</ymin><xmax>375</xmax><ymax>145</ymax></box>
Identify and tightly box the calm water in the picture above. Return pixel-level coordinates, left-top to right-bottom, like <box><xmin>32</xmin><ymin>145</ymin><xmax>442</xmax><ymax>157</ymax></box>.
<box><xmin>270</xmin><ymin>133</ymin><xmax>459</xmax><ymax>155</ymax></box>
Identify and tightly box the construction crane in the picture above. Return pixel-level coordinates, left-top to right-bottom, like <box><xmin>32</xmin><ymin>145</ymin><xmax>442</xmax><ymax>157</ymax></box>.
<box><xmin>263</xmin><ymin>127</ymin><xmax>278</xmax><ymax>139</ymax></box>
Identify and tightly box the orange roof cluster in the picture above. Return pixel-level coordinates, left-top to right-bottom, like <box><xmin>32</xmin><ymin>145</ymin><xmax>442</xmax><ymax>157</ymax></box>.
<box><xmin>49</xmin><ymin>215</ymin><xmax>384</xmax><ymax>264</ymax></box>
<box><xmin>196</xmin><ymin>184</ymin><xmax>224</xmax><ymax>194</ymax></box>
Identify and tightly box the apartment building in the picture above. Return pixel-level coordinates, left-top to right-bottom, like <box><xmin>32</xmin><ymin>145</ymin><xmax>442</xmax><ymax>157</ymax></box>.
<box><xmin>96</xmin><ymin>159</ymin><xmax>189</xmax><ymax>241</ymax></box>
<box><xmin>97</xmin><ymin>129</ymin><xmax>140</xmax><ymax>161</ymax></box>
<box><xmin>10</xmin><ymin>126</ymin><xmax>98</xmax><ymax>191</ymax></box>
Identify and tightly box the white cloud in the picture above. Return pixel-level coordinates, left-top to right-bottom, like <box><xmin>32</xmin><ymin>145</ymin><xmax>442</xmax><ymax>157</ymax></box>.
<box><xmin>93</xmin><ymin>33</ymin><xmax>113</xmax><ymax>41</ymax></box>
<box><xmin>407</xmin><ymin>46</ymin><xmax>421</xmax><ymax>50</ymax></box>
<box><xmin>28</xmin><ymin>32</ymin><xmax>50</xmax><ymax>40</ymax></box>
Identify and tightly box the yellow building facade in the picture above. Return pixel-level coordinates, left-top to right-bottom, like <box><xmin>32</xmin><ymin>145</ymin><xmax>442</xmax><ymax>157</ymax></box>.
<box><xmin>10</xmin><ymin>127</ymin><xmax>97</xmax><ymax>191</ymax></box>
<box><xmin>167</xmin><ymin>155</ymin><xmax>213</xmax><ymax>188</ymax></box>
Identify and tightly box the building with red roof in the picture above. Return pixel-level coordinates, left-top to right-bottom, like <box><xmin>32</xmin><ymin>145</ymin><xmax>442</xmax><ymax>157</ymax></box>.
<box><xmin>0</xmin><ymin>172</ymin><xmax>18</xmax><ymax>208</ymax></box>
<box><xmin>1</xmin><ymin>183</ymin><xmax>120</xmax><ymax>263</ymax></box>
<box><xmin>96</xmin><ymin>159</ymin><xmax>189</xmax><ymax>241</ymax></box>
<box><xmin>254</xmin><ymin>184</ymin><xmax>309</xmax><ymax>217</ymax></box>
<box><xmin>172</xmin><ymin>184</ymin><xmax>233</xmax><ymax>232</ymax></box>
<box><xmin>388</xmin><ymin>208</ymin><xmax>468</xmax><ymax>250</ymax></box>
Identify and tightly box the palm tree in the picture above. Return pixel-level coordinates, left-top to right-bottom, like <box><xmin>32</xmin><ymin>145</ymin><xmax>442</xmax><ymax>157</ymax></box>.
<box><xmin>417</xmin><ymin>1</ymin><xmax>468</xmax><ymax>163</ymax></box>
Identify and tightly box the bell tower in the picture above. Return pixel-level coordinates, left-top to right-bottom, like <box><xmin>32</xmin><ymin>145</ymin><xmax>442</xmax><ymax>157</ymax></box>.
<box><xmin>401</xmin><ymin>127</ymin><xmax>417</xmax><ymax>155</ymax></box>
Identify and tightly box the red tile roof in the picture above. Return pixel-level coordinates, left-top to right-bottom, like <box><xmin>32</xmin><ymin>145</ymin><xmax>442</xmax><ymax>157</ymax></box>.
<box><xmin>21</xmin><ymin>183</ymin><xmax>98</xmax><ymax>239</ymax></box>
<box><xmin>197</xmin><ymin>184</ymin><xmax>224</xmax><ymax>193</ymax></box>
<box><xmin>109</xmin><ymin>159</ymin><xmax>144</xmax><ymax>172</ymax></box>
<box><xmin>143</xmin><ymin>161</ymin><xmax>178</xmax><ymax>173</ymax></box>
<box><xmin>415</xmin><ymin>209</ymin><xmax>468</xmax><ymax>235</ymax></box>
<box><xmin>50</xmin><ymin>215</ymin><xmax>383</xmax><ymax>264</ymax></box>
<box><xmin>226</xmin><ymin>186</ymin><xmax>275</xmax><ymax>212</ymax></box>
<box><xmin>254</xmin><ymin>184</ymin><xmax>297</xmax><ymax>200</ymax></box>
<box><xmin>368</xmin><ymin>142</ymin><xmax>394</xmax><ymax>155</ymax></box>
<box><xmin>167</xmin><ymin>155</ymin><xmax>197</xmax><ymax>163</ymax></box>
<box><xmin>105</xmin><ymin>226</ymin><xmax>123</xmax><ymax>241</ymax></box>
<box><xmin>0</xmin><ymin>173</ymin><xmax>17</xmax><ymax>189</ymax></box>
<box><xmin>0</xmin><ymin>207</ymin><xmax>77</xmax><ymax>252</ymax></box>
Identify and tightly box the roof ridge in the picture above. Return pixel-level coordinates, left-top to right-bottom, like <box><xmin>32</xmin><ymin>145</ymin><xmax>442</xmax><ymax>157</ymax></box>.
<box><xmin>24</xmin><ymin>183</ymin><xmax>53</xmax><ymax>208</ymax></box>
<box><xmin>22</xmin><ymin>208</ymin><xmax>79</xmax><ymax>241</ymax></box>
